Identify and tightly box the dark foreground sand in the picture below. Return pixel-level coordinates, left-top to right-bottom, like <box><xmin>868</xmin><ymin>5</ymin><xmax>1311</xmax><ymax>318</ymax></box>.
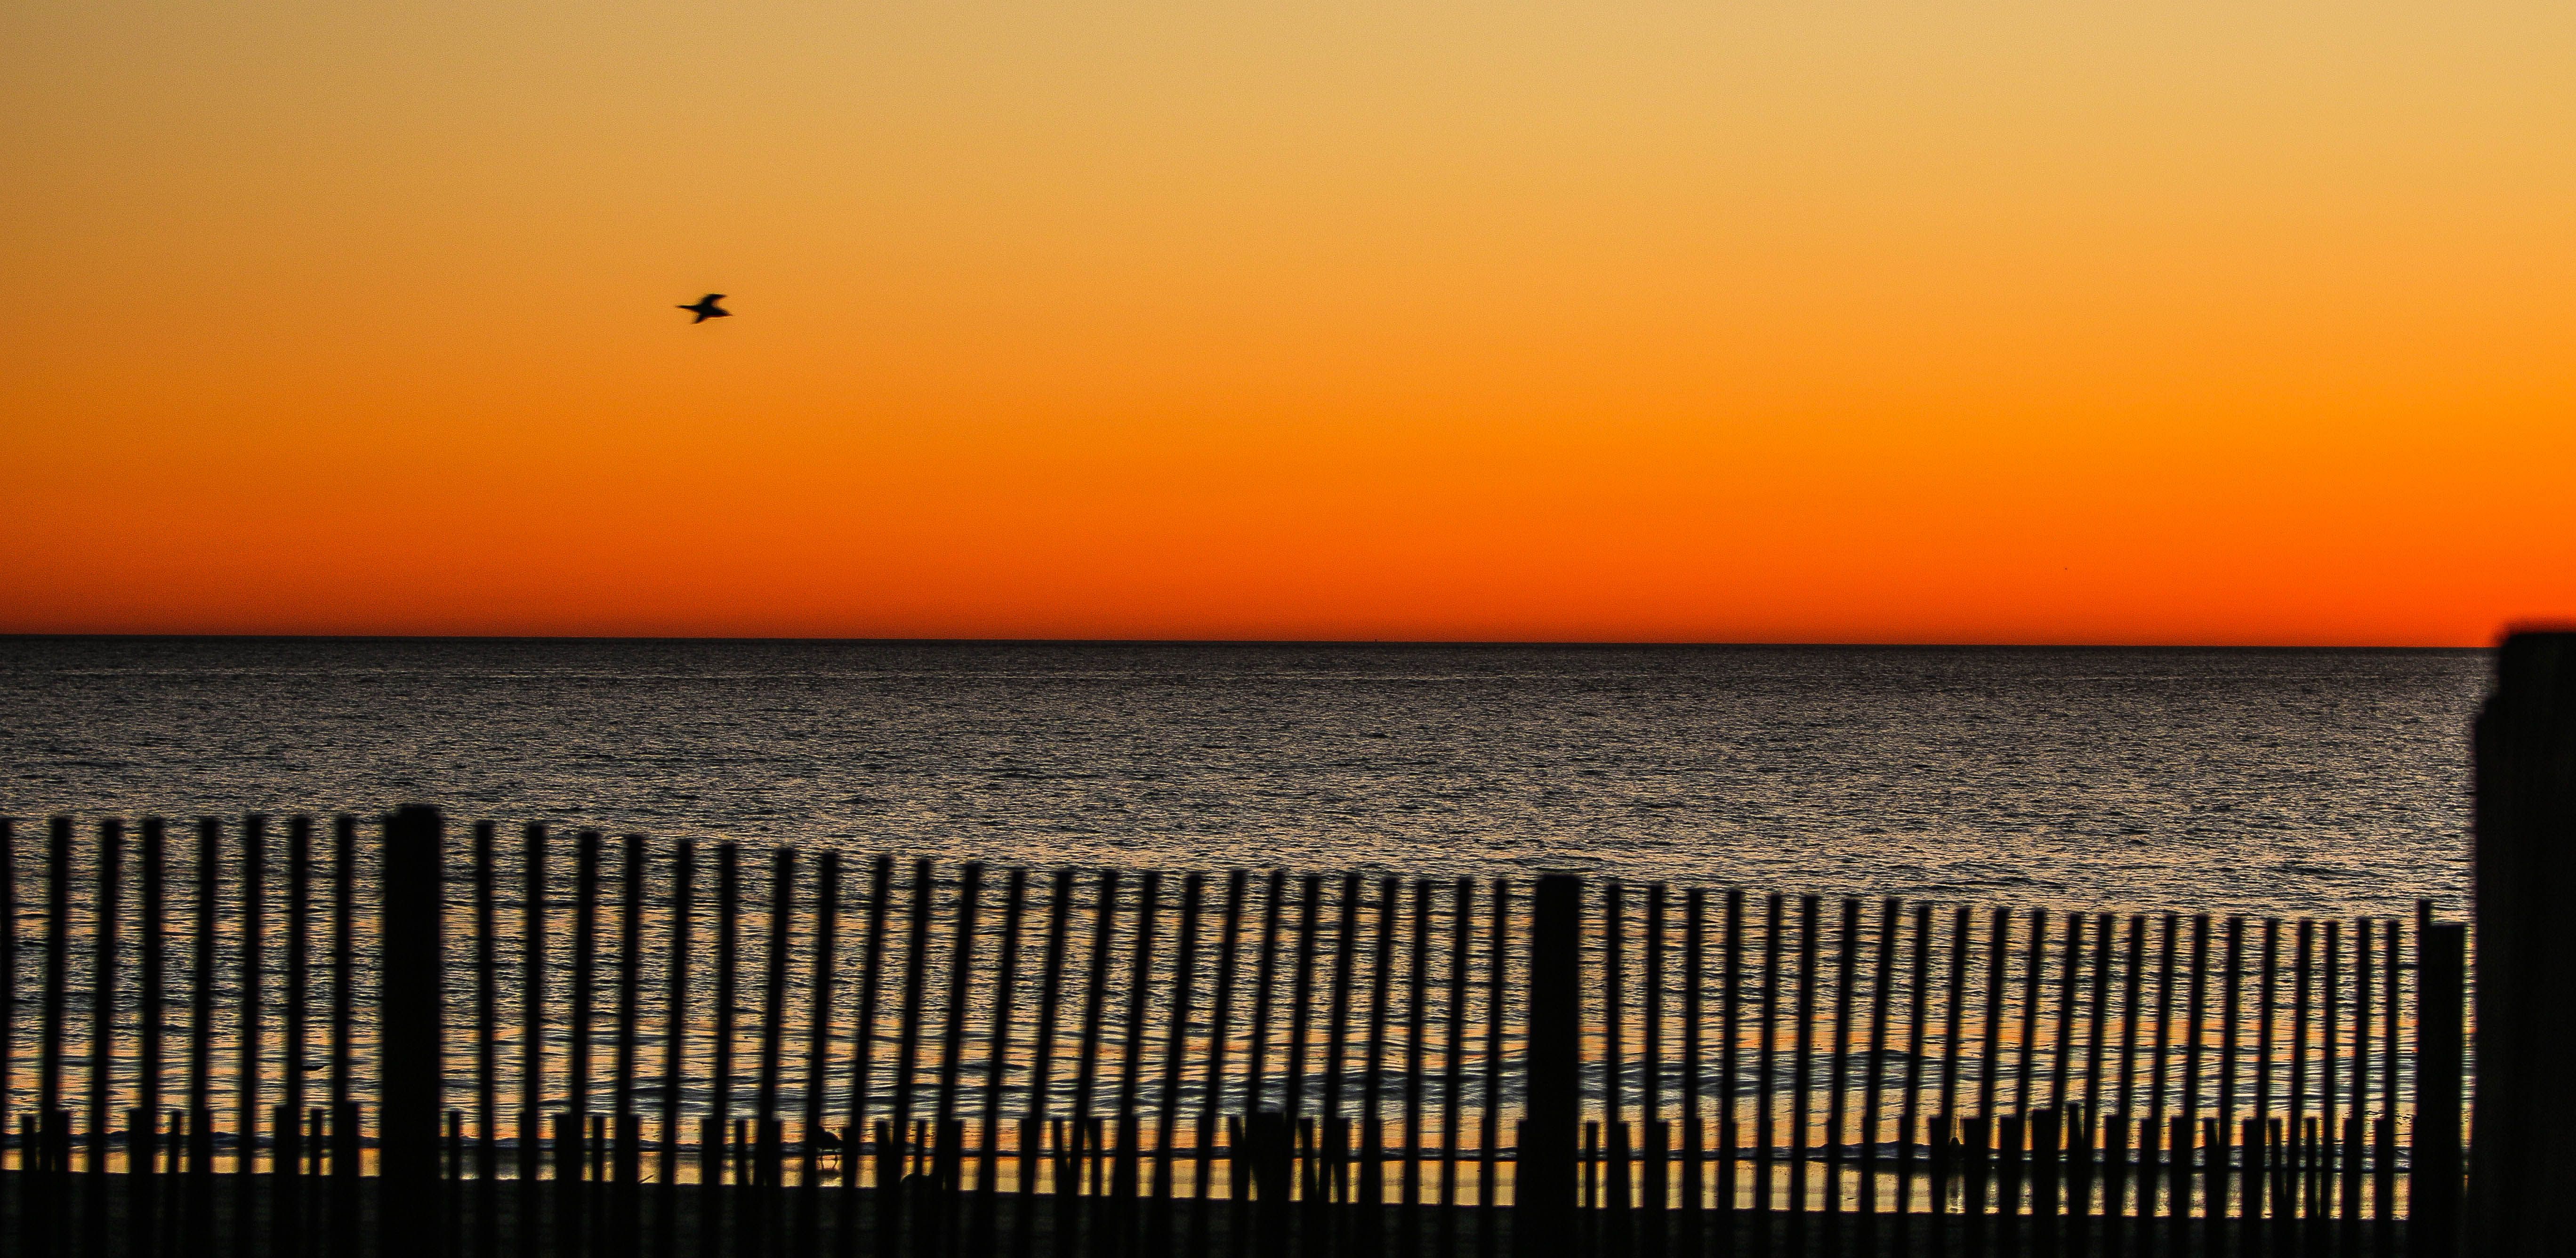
<box><xmin>0</xmin><ymin>1169</ymin><xmax>2399</xmax><ymax>1257</ymax></box>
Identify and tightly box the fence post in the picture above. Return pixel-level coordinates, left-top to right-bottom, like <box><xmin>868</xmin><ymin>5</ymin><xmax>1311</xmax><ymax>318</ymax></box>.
<box><xmin>1521</xmin><ymin>874</ymin><xmax>1582</xmax><ymax>1255</ymax></box>
<box><xmin>2411</xmin><ymin>921</ymin><xmax>2463</xmax><ymax>1258</ymax></box>
<box><xmin>2470</xmin><ymin>631</ymin><xmax>2576</xmax><ymax>1257</ymax></box>
<box><xmin>379</xmin><ymin>805</ymin><xmax>447</xmax><ymax>1258</ymax></box>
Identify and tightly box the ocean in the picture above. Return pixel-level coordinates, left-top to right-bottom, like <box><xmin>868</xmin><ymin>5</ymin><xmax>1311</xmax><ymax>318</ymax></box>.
<box><xmin>0</xmin><ymin>638</ymin><xmax>2483</xmax><ymax>920</ymax></box>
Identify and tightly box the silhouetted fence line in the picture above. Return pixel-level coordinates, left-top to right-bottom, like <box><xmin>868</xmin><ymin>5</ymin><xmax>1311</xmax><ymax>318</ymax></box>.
<box><xmin>1</xmin><ymin>807</ymin><xmax>2466</xmax><ymax>1257</ymax></box>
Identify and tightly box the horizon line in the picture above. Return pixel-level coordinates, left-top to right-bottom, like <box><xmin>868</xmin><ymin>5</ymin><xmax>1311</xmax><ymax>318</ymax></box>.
<box><xmin>0</xmin><ymin>632</ymin><xmax>2493</xmax><ymax>652</ymax></box>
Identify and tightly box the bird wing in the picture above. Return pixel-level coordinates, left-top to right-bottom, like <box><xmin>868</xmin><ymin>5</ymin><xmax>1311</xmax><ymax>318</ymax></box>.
<box><xmin>701</xmin><ymin>294</ymin><xmax>724</xmax><ymax>303</ymax></box>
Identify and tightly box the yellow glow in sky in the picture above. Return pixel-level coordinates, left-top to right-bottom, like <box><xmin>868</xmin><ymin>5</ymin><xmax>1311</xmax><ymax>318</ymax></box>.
<box><xmin>5</xmin><ymin>2</ymin><xmax>2571</xmax><ymax>641</ymax></box>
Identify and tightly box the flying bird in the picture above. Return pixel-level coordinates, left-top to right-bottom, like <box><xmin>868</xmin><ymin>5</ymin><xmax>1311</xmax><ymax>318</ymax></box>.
<box><xmin>679</xmin><ymin>294</ymin><xmax>731</xmax><ymax>323</ymax></box>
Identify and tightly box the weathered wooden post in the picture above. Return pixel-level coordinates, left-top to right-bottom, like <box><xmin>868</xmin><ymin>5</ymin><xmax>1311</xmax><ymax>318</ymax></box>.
<box><xmin>2469</xmin><ymin>629</ymin><xmax>2576</xmax><ymax>1256</ymax></box>
<box><xmin>1521</xmin><ymin>874</ymin><xmax>1582</xmax><ymax>1255</ymax></box>
<box><xmin>379</xmin><ymin>805</ymin><xmax>447</xmax><ymax>1258</ymax></box>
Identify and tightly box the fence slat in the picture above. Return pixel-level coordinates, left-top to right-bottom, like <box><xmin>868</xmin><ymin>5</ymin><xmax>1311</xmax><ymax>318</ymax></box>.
<box><xmin>654</xmin><ymin>838</ymin><xmax>695</xmax><ymax>1257</ymax></box>
<box><xmin>237</xmin><ymin>813</ymin><xmax>265</xmax><ymax>1187</ymax></box>
<box><xmin>284</xmin><ymin>816</ymin><xmax>311</xmax><ymax>1182</ymax></box>
<box><xmin>1756</xmin><ymin>892</ymin><xmax>1785</xmax><ymax>1214</ymax></box>
<box><xmin>1403</xmin><ymin>878</ymin><xmax>1432</xmax><ymax>1223</ymax></box>
<box><xmin>40</xmin><ymin>817</ymin><xmax>72</xmax><ymax>1171</ymax></box>
<box><xmin>753</xmin><ymin>846</ymin><xmax>799</xmax><ymax>1197</ymax></box>
<box><xmin>1718</xmin><ymin>888</ymin><xmax>1744</xmax><ymax>1220</ymax></box>
<box><xmin>1020</xmin><ymin>865</ymin><xmax>1072</xmax><ymax>1211</ymax></box>
<box><xmin>1157</xmin><ymin>872</ymin><xmax>1203</xmax><ymax>1209</ymax></box>
<box><xmin>798</xmin><ymin>849</ymin><xmax>841</xmax><ymax>1196</ymax></box>
<box><xmin>1284</xmin><ymin>873</ymin><xmax>1322</xmax><ymax>1130</ymax></box>
<box><xmin>1358</xmin><ymin>874</ymin><xmax>1396</xmax><ymax>1216</ymax></box>
<box><xmin>86</xmin><ymin>820</ymin><xmax>125</xmax><ymax>1175</ymax></box>
<box><xmin>1067</xmin><ymin>867</ymin><xmax>1119</xmax><ymax>1197</ymax></box>
<box><xmin>518</xmin><ymin>822</ymin><xmax>547</xmax><ymax>1186</ymax></box>
<box><xmin>706</xmin><ymin>842</ymin><xmax>741</xmax><ymax>1198</ymax></box>
<box><xmin>1198</xmin><ymin>868</ymin><xmax>1248</xmax><ymax>1203</ymax></box>
<box><xmin>1826</xmin><ymin>897</ymin><xmax>1859</xmax><ymax>1220</ymax></box>
<box><xmin>934</xmin><ymin>860</ymin><xmax>982</xmax><ymax>1198</ymax></box>
<box><xmin>186</xmin><ymin>817</ymin><xmax>217</xmax><ymax>1188</ymax></box>
<box><xmin>138</xmin><ymin>819</ymin><xmax>166</xmax><ymax>1190</ymax></box>
<box><xmin>472</xmin><ymin>822</ymin><xmax>498</xmax><ymax>1186</ymax></box>
<box><xmin>1788</xmin><ymin>894</ymin><xmax>1819</xmax><ymax>1220</ymax></box>
<box><xmin>982</xmin><ymin>865</ymin><xmax>1029</xmax><ymax>1202</ymax></box>
<box><xmin>571</xmin><ymin>831</ymin><xmax>600</xmax><ymax>1128</ymax></box>
<box><xmin>615</xmin><ymin>834</ymin><xmax>648</xmax><ymax>1133</ymax></box>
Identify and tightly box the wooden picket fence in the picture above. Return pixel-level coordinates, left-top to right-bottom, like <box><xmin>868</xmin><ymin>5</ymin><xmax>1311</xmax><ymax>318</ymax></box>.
<box><xmin>0</xmin><ymin>806</ymin><xmax>2466</xmax><ymax>1256</ymax></box>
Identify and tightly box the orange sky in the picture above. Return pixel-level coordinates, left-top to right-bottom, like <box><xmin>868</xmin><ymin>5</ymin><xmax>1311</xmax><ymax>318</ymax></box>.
<box><xmin>5</xmin><ymin>2</ymin><xmax>2571</xmax><ymax>644</ymax></box>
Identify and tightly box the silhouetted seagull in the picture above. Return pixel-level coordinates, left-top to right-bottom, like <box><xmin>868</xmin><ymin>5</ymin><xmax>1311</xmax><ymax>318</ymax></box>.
<box><xmin>679</xmin><ymin>294</ymin><xmax>731</xmax><ymax>323</ymax></box>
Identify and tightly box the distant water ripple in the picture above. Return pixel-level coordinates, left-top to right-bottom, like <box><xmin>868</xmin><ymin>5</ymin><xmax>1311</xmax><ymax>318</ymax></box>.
<box><xmin>0</xmin><ymin>639</ymin><xmax>2482</xmax><ymax>919</ymax></box>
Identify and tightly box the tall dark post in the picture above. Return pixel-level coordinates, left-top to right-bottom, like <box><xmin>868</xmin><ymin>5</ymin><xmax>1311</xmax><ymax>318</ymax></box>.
<box><xmin>2412</xmin><ymin>922</ymin><xmax>2464</xmax><ymax>1258</ymax></box>
<box><xmin>380</xmin><ymin>805</ymin><xmax>448</xmax><ymax>1258</ymax></box>
<box><xmin>1522</xmin><ymin>875</ymin><xmax>1582</xmax><ymax>1255</ymax></box>
<box><xmin>2469</xmin><ymin>632</ymin><xmax>2576</xmax><ymax>1258</ymax></box>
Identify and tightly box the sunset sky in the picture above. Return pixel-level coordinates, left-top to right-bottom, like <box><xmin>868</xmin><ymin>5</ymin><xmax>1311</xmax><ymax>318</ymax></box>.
<box><xmin>6</xmin><ymin>2</ymin><xmax>2570</xmax><ymax>644</ymax></box>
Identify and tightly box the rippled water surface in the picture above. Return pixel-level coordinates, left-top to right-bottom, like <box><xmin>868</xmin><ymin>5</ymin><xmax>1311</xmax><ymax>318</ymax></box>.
<box><xmin>0</xmin><ymin>638</ymin><xmax>2484</xmax><ymax>918</ymax></box>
